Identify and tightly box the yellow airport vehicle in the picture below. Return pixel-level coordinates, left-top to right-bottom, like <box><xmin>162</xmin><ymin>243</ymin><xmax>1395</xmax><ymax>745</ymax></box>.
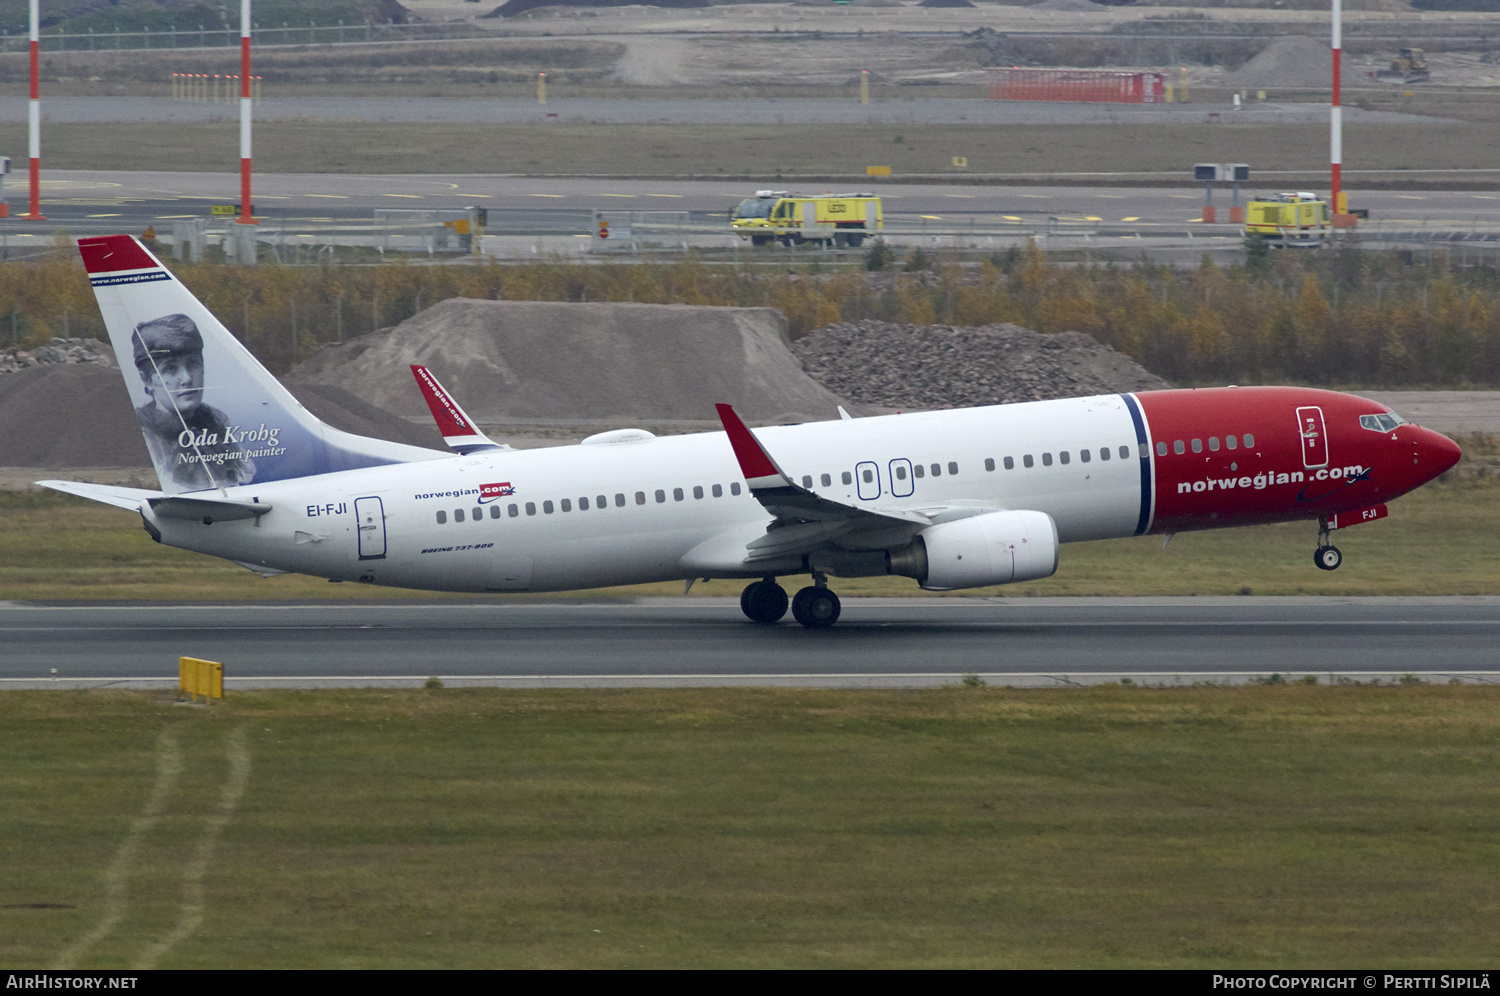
<box><xmin>731</xmin><ymin>190</ymin><xmax>883</xmax><ymax>247</ymax></box>
<box><xmin>1244</xmin><ymin>192</ymin><xmax>1332</xmax><ymax>248</ymax></box>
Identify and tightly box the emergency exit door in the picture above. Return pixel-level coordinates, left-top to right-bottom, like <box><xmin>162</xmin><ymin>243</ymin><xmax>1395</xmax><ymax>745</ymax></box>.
<box><xmin>1296</xmin><ymin>406</ymin><xmax>1328</xmax><ymax>469</ymax></box>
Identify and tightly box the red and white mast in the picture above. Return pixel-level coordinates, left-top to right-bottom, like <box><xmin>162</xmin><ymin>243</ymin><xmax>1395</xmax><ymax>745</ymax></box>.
<box><xmin>238</xmin><ymin>0</ymin><xmax>256</xmax><ymax>225</ymax></box>
<box><xmin>1331</xmin><ymin>0</ymin><xmax>1345</xmax><ymax>217</ymax></box>
<box><xmin>22</xmin><ymin>0</ymin><xmax>43</xmax><ymax>220</ymax></box>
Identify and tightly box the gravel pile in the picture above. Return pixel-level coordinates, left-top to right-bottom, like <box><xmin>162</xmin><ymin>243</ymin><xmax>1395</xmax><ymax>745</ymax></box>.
<box><xmin>792</xmin><ymin>321</ymin><xmax>1169</xmax><ymax>411</ymax></box>
<box><xmin>1225</xmin><ymin>36</ymin><xmax>1365</xmax><ymax>91</ymax></box>
<box><xmin>0</xmin><ymin>338</ymin><xmax>113</xmax><ymax>375</ymax></box>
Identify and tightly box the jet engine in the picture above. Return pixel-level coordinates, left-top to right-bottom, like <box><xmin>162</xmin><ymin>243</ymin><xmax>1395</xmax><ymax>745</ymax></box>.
<box><xmin>887</xmin><ymin>510</ymin><xmax>1059</xmax><ymax>590</ymax></box>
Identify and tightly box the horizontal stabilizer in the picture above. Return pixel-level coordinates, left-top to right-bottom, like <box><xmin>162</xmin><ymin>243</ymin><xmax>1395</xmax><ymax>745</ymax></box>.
<box><xmin>147</xmin><ymin>495</ymin><xmax>271</xmax><ymax>522</ymax></box>
<box><xmin>36</xmin><ymin>480</ymin><xmax>163</xmax><ymax>510</ymax></box>
<box><xmin>410</xmin><ymin>365</ymin><xmax>508</xmax><ymax>455</ymax></box>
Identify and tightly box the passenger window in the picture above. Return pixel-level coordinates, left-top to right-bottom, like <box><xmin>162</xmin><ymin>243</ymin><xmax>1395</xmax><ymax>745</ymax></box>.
<box><xmin>634</xmin><ymin>492</ymin><xmax>645</xmax><ymax>505</ymax></box>
<box><xmin>526</xmin><ymin>502</ymin><xmax>537</xmax><ymax>516</ymax></box>
<box><xmin>1099</xmin><ymin>447</ymin><xmax>1109</xmax><ymax>461</ymax></box>
<box><xmin>1191</xmin><ymin>439</ymin><xmax>1203</xmax><ymax>454</ymax></box>
<box><xmin>862</xmin><ymin>469</ymin><xmax>874</xmax><ymax>483</ymax></box>
<box><xmin>930</xmin><ymin>464</ymin><xmax>941</xmax><ymax>477</ymax></box>
<box><xmin>655</xmin><ymin>490</ymin><xmax>666</xmax><ymax>503</ymax></box>
<box><xmin>596</xmin><ymin>495</ymin><xmax>607</xmax><ymax>509</ymax></box>
<box><xmin>1243</xmin><ymin>433</ymin><xmax>1255</xmax><ymax>448</ymax></box>
<box><xmin>693</xmin><ymin>485</ymin><xmax>704</xmax><ymax>499</ymax></box>
<box><xmin>842</xmin><ymin>472</ymin><xmax>853</xmax><ymax>485</ymax></box>
<box><xmin>1059</xmin><ymin>452</ymin><xmax>1070</xmax><ymax>465</ymax></box>
<box><xmin>984</xmin><ymin>458</ymin><xmax>995</xmax><ymax>471</ymax></box>
<box><xmin>801</xmin><ymin>475</ymin><xmax>813</xmax><ymax>488</ymax></box>
<box><xmin>1023</xmin><ymin>455</ymin><xmax>1034</xmax><ymax>468</ymax></box>
<box><xmin>490</xmin><ymin>505</ymin><xmax>502</xmax><ymax>519</ymax></box>
<box><xmin>1042</xmin><ymin>453</ymin><xmax>1053</xmax><ymax>467</ymax></box>
<box><xmin>673</xmin><ymin>488</ymin><xmax>684</xmax><ymax>501</ymax></box>
<box><xmin>1226</xmin><ymin>435</ymin><xmax>1237</xmax><ymax>450</ymax></box>
<box><xmin>1080</xmin><ymin>449</ymin><xmax>1090</xmax><ymax>463</ymax></box>
<box><xmin>508</xmin><ymin>504</ymin><xmax>519</xmax><ymax>518</ymax></box>
<box><xmin>821</xmin><ymin>474</ymin><xmax>831</xmax><ymax>487</ymax></box>
<box><xmin>436</xmin><ymin>510</ymin><xmax>447</xmax><ymax>524</ymax></box>
<box><xmin>1122</xmin><ymin>446</ymin><xmax>1132</xmax><ymax>460</ymax></box>
<box><xmin>1003</xmin><ymin>456</ymin><xmax>1014</xmax><ymax>470</ymax></box>
<box><xmin>712</xmin><ymin>484</ymin><xmax>723</xmax><ymax>497</ymax></box>
<box><xmin>948</xmin><ymin>462</ymin><xmax>959</xmax><ymax>475</ymax></box>
<box><xmin>579</xmin><ymin>497</ymin><xmax>590</xmax><ymax>511</ymax></box>
<box><xmin>454</xmin><ymin>508</ymin><xmax>465</xmax><ymax>523</ymax></box>
<box><xmin>913</xmin><ymin>465</ymin><xmax>924</xmax><ymax>479</ymax></box>
<box><xmin>730</xmin><ymin>482</ymin><xmax>742</xmax><ymax>495</ymax></box>
<box><xmin>895</xmin><ymin>465</ymin><xmax>907</xmax><ymax>480</ymax></box>
<box><xmin>1208</xmin><ymin>436</ymin><xmax>1220</xmax><ymax>452</ymax></box>
<box><xmin>473</xmin><ymin>507</ymin><xmax>482</xmax><ymax>521</ymax></box>
<box><xmin>543</xmin><ymin>500</ymin><xmax>554</xmax><ymax>514</ymax></box>
<box><xmin>560</xmin><ymin>499</ymin><xmax>572</xmax><ymax>512</ymax></box>
<box><xmin>1156</xmin><ymin>441</ymin><xmax>1168</xmax><ymax>456</ymax></box>
<box><xmin>1173</xmin><ymin>440</ymin><xmax>1185</xmax><ymax>455</ymax></box>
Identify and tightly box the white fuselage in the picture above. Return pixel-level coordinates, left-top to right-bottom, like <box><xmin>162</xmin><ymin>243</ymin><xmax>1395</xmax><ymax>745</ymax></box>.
<box><xmin>148</xmin><ymin>396</ymin><xmax>1149</xmax><ymax>592</ymax></box>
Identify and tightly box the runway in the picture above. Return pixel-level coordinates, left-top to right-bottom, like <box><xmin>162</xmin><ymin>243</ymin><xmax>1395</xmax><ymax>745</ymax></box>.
<box><xmin>3</xmin><ymin>597</ymin><xmax>1498</xmax><ymax>689</ymax></box>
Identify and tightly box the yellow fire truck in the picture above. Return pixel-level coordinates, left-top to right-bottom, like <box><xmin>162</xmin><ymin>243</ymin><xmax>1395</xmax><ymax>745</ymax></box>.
<box><xmin>1243</xmin><ymin>192</ymin><xmax>1332</xmax><ymax>248</ymax></box>
<box><xmin>731</xmin><ymin>190</ymin><xmax>883</xmax><ymax>247</ymax></box>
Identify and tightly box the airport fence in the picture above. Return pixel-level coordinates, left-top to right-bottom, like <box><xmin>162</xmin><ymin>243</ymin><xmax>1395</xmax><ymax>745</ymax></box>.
<box><xmin>0</xmin><ymin>20</ymin><xmax>490</xmax><ymax>54</ymax></box>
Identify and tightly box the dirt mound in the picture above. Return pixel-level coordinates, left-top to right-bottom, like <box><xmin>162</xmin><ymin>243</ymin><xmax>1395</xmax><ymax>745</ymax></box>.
<box><xmin>0</xmin><ymin>337</ymin><xmax>113</xmax><ymax>376</ymax></box>
<box><xmin>0</xmin><ymin>365</ymin><xmax>443</xmax><ymax>470</ymax></box>
<box><xmin>289</xmin><ymin>299</ymin><xmax>853</xmax><ymax>425</ymax></box>
<box><xmin>792</xmin><ymin>321</ymin><xmax>1169</xmax><ymax>411</ymax></box>
<box><xmin>1225</xmin><ymin>35</ymin><xmax>1365</xmax><ymax>91</ymax></box>
<box><xmin>1027</xmin><ymin>0</ymin><xmax>1104</xmax><ymax>11</ymax></box>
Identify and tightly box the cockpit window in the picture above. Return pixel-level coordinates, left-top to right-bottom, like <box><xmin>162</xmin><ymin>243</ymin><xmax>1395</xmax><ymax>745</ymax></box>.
<box><xmin>1360</xmin><ymin>413</ymin><xmax>1406</xmax><ymax>432</ymax></box>
<box><xmin>733</xmin><ymin>198</ymin><xmax>774</xmax><ymax>220</ymax></box>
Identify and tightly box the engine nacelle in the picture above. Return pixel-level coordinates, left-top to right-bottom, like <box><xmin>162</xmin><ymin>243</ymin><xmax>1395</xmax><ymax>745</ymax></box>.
<box><xmin>888</xmin><ymin>510</ymin><xmax>1059</xmax><ymax>591</ymax></box>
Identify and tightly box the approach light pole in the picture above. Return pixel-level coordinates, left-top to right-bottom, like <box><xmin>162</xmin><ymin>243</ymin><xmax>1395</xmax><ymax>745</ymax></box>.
<box><xmin>238</xmin><ymin>0</ymin><xmax>257</xmax><ymax>225</ymax></box>
<box><xmin>22</xmin><ymin>0</ymin><xmax>43</xmax><ymax>220</ymax></box>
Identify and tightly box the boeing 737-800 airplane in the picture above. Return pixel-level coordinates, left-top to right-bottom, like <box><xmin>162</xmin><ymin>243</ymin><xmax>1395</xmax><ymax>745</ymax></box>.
<box><xmin>42</xmin><ymin>235</ymin><xmax>1461</xmax><ymax>628</ymax></box>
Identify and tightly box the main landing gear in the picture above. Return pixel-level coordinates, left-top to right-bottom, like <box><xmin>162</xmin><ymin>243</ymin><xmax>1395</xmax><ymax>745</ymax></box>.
<box><xmin>740</xmin><ymin>575</ymin><xmax>842</xmax><ymax>629</ymax></box>
<box><xmin>1314</xmin><ymin>516</ymin><xmax>1343</xmax><ymax>571</ymax></box>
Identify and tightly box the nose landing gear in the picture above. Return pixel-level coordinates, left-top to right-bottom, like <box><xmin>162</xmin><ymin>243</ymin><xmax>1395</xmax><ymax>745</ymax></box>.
<box><xmin>740</xmin><ymin>574</ymin><xmax>843</xmax><ymax>628</ymax></box>
<box><xmin>1313</xmin><ymin>516</ymin><xmax>1342</xmax><ymax>571</ymax></box>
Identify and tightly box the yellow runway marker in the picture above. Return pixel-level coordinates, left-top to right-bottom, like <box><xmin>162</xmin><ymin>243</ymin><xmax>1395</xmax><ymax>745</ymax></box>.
<box><xmin>156</xmin><ymin>215</ymin><xmax>196</xmax><ymax>219</ymax></box>
<box><xmin>920</xmin><ymin>214</ymin><xmax>943</xmax><ymax>220</ymax></box>
<box><xmin>1395</xmin><ymin>195</ymin><xmax>1426</xmax><ymax>200</ymax></box>
<box><xmin>382</xmin><ymin>193</ymin><xmax>422</xmax><ymax>199</ymax></box>
<box><xmin>601</xmin><ymin>193</ymin><xmax>635</xmax><ymax>198</ymax></box>
<box><xmin>1085</xmin><ymin>216</ymin><xmax>1102</xmax><ymax>221</ymax></box>
<box><xmin>531</xmin><ymin>193</ymin><xmax>565</xmax><ymax>198</ymax></box>
<box><xmin>305</xmin><ymin>194</ymin><xmax>348</xmax><ymax>199</ymax></box>
<box><xmin>1003</xmin><ymin>215</ymin><xmax>1022</xmax><ymax>221</ymax></box>
<box><xmin>1122</xmin><ymin>216</ymin><xmax>1140</xmax><ymax>222</ymax></box>
<box><xmin>947</xmin><ymin>194</ymin><xmax>976</xmax><ymax>199</ymax></box>
<box><xmin>647</xmin><ymin>193</ymin><xmax>684</xmax><ymax>198</ymax></box>
<box><xmin>453</xmin><ymin>193</ymin><xmax>492</xmax><ymax>197</ymax></box>
<box><xmin>1093</xmin><ymin>194</ymin><xmax>1125</xmax><ymax>199</ymax></box>
<box><xmin>87</xmin><ymin>213</ymin><xmax>123</xmax><ymax>218</ymax></box>
<box><xmin>1474</xmin><ymin>195</ymin><xmax>1499</xmax><ymax>200</ymax></box>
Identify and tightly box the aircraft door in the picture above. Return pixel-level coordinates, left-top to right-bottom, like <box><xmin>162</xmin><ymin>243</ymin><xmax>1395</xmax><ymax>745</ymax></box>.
<box><xmin>1296</xmin><ymin>406</ymin><xmax>1329</xmax><ymax>469</ymax></box>
<box><xmin>354</xmin><ymin>496</ymin><xmax>387</xmax><ymax>560</ymax></box>
<box><xmin>889</xmin><ymin>458</ymin><xmax>914</xmax><ymax>497</ymax></box>
<box><xmin>855</xmin><ymin>461</ymin><xmax>881</xmax><ymax>501</ymax></box>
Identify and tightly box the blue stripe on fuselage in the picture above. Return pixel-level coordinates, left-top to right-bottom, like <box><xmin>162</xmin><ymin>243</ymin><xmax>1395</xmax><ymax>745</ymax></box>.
<box><xmin>1121</xmin><ymin>393</ymin><xmax>1152</xmax><ymax>536</ymax></box>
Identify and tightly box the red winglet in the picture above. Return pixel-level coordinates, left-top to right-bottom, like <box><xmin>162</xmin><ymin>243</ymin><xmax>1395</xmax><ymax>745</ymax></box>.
<box><xmin>77</xmin><ymin>235</ymin><xmax>160</xmax><ymax>274</ymax></box>
<box><xmin>411</xmin><ymin>364</ymin><xmax>478</xmax><ymax>437</ymax></box>
<box><xmin>715</xmin><ymin>403</ymin><xmax>787</xmax><ymax>488</ymax></box>
<box><xmin>410</xmin><ymin>364</ymin><xmax>502</xmax><ymax>454</ymax></box>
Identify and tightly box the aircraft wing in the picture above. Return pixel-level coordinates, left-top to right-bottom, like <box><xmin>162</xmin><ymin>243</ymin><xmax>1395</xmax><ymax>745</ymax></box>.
<box><xmin>410</xmin><ymin>365</ymin><xmax>510</xmax><ymax>455</ymax></box>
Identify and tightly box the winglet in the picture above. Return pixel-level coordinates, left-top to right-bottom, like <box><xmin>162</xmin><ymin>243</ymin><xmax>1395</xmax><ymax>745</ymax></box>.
<box><xmin>715</xmin><ymin>403</ymin><xmax>793</xmax><ymax>492</ymax></box>
<box><xmin>410</xmin><ymin>365</ymin><xmax>507</xmax><ymax>454</ymax></box>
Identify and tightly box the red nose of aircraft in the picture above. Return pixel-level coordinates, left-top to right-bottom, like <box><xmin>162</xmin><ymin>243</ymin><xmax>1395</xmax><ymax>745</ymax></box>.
<box><xmin>1415</xmin><ymin>426</ymin><xmax>1462</xmax><ymax>481</ymax></box>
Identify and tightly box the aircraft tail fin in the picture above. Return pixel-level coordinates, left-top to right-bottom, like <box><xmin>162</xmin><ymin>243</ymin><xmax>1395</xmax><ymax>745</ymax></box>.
<box><xmin>78</xmin><ymin>235</ymin><xmax>443</xmax><ymax>494</ymax></box>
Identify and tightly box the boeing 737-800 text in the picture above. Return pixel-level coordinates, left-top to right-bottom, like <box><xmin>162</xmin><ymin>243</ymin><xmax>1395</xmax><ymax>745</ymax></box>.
<box><xmin>42</xmin><ymin>235</ymin><xmax>1461</xmax><ymax>628</ymax></box>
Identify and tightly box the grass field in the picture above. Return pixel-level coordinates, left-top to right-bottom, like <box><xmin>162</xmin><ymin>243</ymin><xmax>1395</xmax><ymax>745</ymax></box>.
<box><xmin>3</xmin><ymin>120</ymin><xmax>1498</xmax><ymax>177</ymax></box>
<box><xmin>2</xmin><ymin>445</ymin><xmax>1494</xmax><ymax>601</ymax></box>
<box><xmin>2</xmin><ymin>685</ymin><xmax>1498</xmax><ymax>968</ymax></box>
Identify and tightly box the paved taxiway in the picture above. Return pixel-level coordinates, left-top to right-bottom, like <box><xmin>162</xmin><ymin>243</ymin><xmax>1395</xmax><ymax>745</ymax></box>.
<box><xmin>2</xmin><ymin>597</ymin><xmax>1497</xmax><ymax>689</ymax></box>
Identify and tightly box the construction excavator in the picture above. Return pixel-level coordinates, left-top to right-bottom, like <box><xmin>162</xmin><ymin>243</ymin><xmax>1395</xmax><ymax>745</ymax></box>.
<box><xmin>1375</xmin><ymin>48</ymin><xmax>1429</xmax><ymax>84</ymax></box>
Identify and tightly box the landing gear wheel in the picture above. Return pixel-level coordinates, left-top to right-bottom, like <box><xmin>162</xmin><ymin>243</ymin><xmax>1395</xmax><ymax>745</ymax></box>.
<box><xmin>791</xmin><ymin>586</ymin><xmax>842</xmax><ymax>629</ymax></box>
<box><xmin>741</xmin><ymin>580</ymin><xmax>789</xmax><ymax>624</ymax></box>
<box><xmin>1314</xmin><ymin>545</ymin><xmax>1343</xmax><ymax>571</ymax></box>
